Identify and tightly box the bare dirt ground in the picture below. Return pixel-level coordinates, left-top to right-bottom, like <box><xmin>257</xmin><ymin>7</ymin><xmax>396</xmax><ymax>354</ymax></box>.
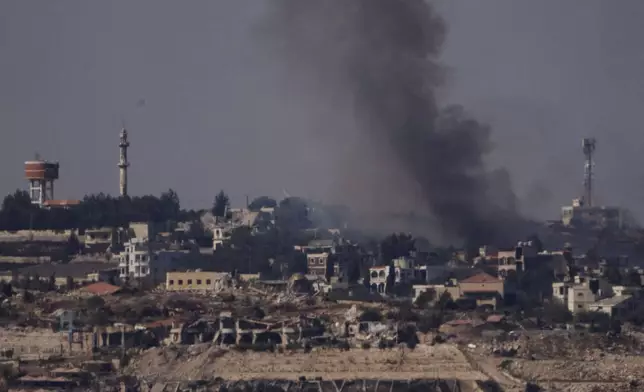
<box><xmin>127</xmin><ymin>344</ymin><xmax>488</xmax><ymax>382</ymax></box>
<box><xmin>506</xmin><ymin>357</ymin><xmax>644</xmax><ymax>382</ymax></box>
<box><xmin>0</xmin><ymin>328</ymin><xmax>67</xmax><ymax>357</ymax></box>
<box><xmin>465</xmin><ymin>331</ymin><xmax>644</xmax><ymax>391</ymax></box>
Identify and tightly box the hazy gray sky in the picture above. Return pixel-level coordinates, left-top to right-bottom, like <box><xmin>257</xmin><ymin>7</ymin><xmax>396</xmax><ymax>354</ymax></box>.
<box><xmin>2</xmin><ymin>1</ymin><xmax>644</xmax><ymax>221</ymax></box>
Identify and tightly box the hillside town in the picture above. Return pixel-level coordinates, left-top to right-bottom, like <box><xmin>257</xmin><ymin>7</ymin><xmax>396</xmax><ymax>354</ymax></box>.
<box><xmin>6</xmin><ymin>1</ymin><xmax>644</xmax><ymax>391</ymax></box>
<box><xmin>0</xmin><ymin>130</ymin><xmax>644</xmax><ymax>392</ymax></box>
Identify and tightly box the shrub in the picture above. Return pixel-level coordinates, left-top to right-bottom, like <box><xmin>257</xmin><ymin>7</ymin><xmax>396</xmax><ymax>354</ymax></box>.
<box><xmin>359</xmin><ymin>309</ymin><xmax>382</xmax><ymax>322</ymax></box>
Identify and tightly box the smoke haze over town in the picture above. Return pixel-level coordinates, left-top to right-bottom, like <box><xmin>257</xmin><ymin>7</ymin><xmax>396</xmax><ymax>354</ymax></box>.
<box><xmin>2</xmin><ymin>0</ymin><xmax>644</xmax><ymax>238</ymax></box>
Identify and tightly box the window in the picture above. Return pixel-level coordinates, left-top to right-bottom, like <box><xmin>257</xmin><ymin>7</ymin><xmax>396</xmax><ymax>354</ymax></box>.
<box><xmin>577</xmin><ymin>292</ymin><xmax>584</xmax><ymax>297</ymax></box>
<box><xmin>577</xmin><ymin>304</ymin><xmax>583</xmax><ymax>309</ymax></box>
<box><xmin>169</xmin><ymin>280</ymin><xmax>174</xmax><ymax>285</ymax></box>
<box><xmin>206</xmin><ymin>279</ymin><xmax>212</xmax><ymax>285</ymax></box>
<box><xmin>141</xmin><ymin>267</ymin><xmax>148</xmax><ymax>274</ymax></box>
<box><xmin>187</xmin><ymin>279</ymin><xmax>193</xmax><ymax>285</ymax></box>
<box><xmin>197</xmin><ymin>279</ymin><xmax>202</xmax><ymax>285</ymax></box>
<box><xmin>559</xmin><ymin>287</ymin><xmax>564</xmax><ymax>295</ymax></box>
<box><xmin>178</xmin><ymin>280</ymin><xmax>183</xmax><ymax>285</ymax></box>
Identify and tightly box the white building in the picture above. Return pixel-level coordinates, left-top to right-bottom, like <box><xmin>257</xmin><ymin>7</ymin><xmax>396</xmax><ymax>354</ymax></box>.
<box><xmin>369</xmin><ymin>257</ymin><xmax>421</xmax><ymax>293</ymax></box>
<box><xmin>212</xmin><ymin>226</ymin><xmax>229</xmax><ymax>250</ymax></box>
<box><xmin>552</xmin><ymin>276</ymin><xmax>616</xmax><ymax>314</ymax></box>
<box><xmin>117</xmin><ymin>238</ymin><xmax>188</xmax><ymax>285</ymax></box>
<box><xmin>587</xmin><ymin>295</ymin><xmax>636</xmax><ymax>318</ymax></box>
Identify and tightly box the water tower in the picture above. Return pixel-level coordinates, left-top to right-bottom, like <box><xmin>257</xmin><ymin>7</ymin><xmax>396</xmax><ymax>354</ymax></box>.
<box><xmin>24</xmin><ymin>155</ymin><xmax>59</xmax><ymax>206</ymax></box>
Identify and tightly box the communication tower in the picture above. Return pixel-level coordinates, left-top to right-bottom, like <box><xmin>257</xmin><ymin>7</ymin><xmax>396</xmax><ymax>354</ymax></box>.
<box><xmin>118</xmin><ymin>127</ymin><xmax>130</xmax><ymax>197</ymax></box>
<box><xmin>582</xmin><ymin>138</ymin><xmax>596</xmax><ymax>207</ymax></box>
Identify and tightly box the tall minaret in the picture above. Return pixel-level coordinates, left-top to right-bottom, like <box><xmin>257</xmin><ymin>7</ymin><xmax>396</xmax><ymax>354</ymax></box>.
<box><xmin>118</xmin><ymin>127</ymin><xmax>130</xmax><ymax>197</ymax></box>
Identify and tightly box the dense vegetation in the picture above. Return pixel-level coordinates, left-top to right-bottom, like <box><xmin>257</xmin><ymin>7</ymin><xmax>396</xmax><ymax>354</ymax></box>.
<box><xmin>0</xmin><ymin>189</ymin><xmax>197</xmax><ymax>231</ymax></box>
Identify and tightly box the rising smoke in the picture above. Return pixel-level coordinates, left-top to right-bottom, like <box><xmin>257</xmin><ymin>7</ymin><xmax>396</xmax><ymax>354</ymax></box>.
<box><xmin>258</xmin><ymin>0</ymin><xmax>527</xmax><ymax>247</ymax></box>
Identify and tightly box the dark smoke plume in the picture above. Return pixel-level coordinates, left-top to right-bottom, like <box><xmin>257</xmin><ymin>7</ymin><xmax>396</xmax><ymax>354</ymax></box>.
<box><xmin>259</xmin><ymin>0</ymin><xmax>527</xmax><ymax>247</ymax></box>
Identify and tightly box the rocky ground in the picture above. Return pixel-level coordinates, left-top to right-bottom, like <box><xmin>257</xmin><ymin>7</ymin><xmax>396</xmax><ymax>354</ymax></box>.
<box><xmin>505</xmin><ymin>357</ymin><xmax>644</xmax><ymax>383</ymax></box>
<box><xmin>126</xmin><ymin>343</ymin><xmax>487</xmax><ymax>383</ymax></box>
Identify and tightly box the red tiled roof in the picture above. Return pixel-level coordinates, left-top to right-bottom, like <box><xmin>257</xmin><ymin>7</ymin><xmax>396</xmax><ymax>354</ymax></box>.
<box><xmin>445</xmin><ymin>319</ymin><xmax>473</xmax><ymax>326</ymax></box>
<box><xmin>43</xmin><ymin>199</ymin><xmax>81</xmax><ymax>207</ymax></box>
<box><xmin>486</xmin><ymin>314</ymin><xmax>505</xmax><ymax>323</ymax></box>
<box><xmin>81</xmin><ymin>282</ymin><xmax>121</xmax><ymax>296</ymax></box>
<box><xmin>460</xmin><ymin>272</ymin><xmax>500</xmax><ymax>284</ymax></box>
<box><xmin>142</xmin><ymin>319</ymin><xmax>176</xmax><ymax>329</ymax></box>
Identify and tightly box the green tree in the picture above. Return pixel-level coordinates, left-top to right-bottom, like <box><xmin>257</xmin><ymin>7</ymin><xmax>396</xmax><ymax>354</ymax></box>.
<box><xmin>160</xmin><ymin>189</ymin><xmax>181</xmax><ymax>222</ymax></box>
<box><xmin>626</xmin><ymin>270</ymin><xmax>642</xmax><ymax>287</ymax></box>
<box><xmin>540</xmin><ymin>301</ymin><xmax>572</xmax><ymax>324</ymax></box>
<box><xmin>602</xmin><ymin>266</ymin><xmax>623</xmax><ymax>285</ymax></box>
<box><xmin>414</xmin><ymin>288</ymin><xmax>437</xmax><ymax>309</ymax></box>
<box><xmin>66</xmin><ymin>233</ymin><xmax>81</xmax><ymax>257</ymax></box>
<box><xmin>436</xmin><ymin>291</ymin><xmax>454</xmax><ymax>310</ymax></box>
<box><xmin>359</xmin><ymin>309</ymin><xmax>382</xmax><ymax>322</ymax></box>
<box><xmin>212</xmin><ymin>190</ymin><xmax>230</xmax><ymax>218</ymax></box>
<box><xmin>86</xmin><ymin>295</ymin><xmax>106</xmax><ymax>309</ymax></box>
<box><xmin>380</xmin><ymin>233</ymin><xmax>415</xmax><ymax>263</ymax></box>
<box><xmin>385</xmin><ymin>263</ymin><xmax>395</xmax><ymax>294</ymax></box>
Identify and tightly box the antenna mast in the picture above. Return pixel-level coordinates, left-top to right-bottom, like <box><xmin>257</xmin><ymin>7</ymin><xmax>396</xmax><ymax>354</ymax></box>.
<box><xmin>582</xmin><ymin>138</ymin><xmax>596</xmax><ymax>207</ymax></box>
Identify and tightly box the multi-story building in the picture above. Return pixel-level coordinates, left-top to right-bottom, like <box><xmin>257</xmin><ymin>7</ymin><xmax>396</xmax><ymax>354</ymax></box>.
<box><xmin>307</xmin><ymin>252</ymin><xmax>331</xmax><ymax>278</ymax></box>
<box><xmin>552</xmin><ymin>276</ymin><xmax>613</xmax><ymax>313</ymax></box>
<box><xmin>369</xmin><ymin>257</ymin><xmax>420</xmax><ymax>293</ymax></box>
<box><xmin>117</xmin><ymin>239</ymin><xmax>187</xmax><ymax>285</ymax></box>
<box><xmin>165</xmin><ymin>270</ymin><xmax>229</xmax><ymax>292</ymax></box>
<box><xmin>212</xmin><ymin>226</ymin><xmax>230</xmax><ymax>250</ymax></box>
<box><xmin>412</xmin><ymin>271</ymin><xmax>508</xmax><ymax>309</ymax></box>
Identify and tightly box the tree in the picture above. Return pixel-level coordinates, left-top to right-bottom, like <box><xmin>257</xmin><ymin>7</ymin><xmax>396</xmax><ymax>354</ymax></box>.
<box><xmin>86</xmin><ymin>295</ymin><xmax>106</xmax><ymax>309</ymax></box>
<box><xmin>359</xmin><ymin>309</ymin><xmax>382</xmax><ymax>322</ymax></box>
<box><xmin>602</xmin><ymin>265</ymin><xmax>623</xmax><ymax>286</ymax></box>
<box><xmin>527</xmin><ymin>233</ymin><xmax>544</xmax><ymax>253</ymax></box>
<box><xmin>159</xmin><ymin>189</ymin><xmax>181</xmax><ymax>222</ymax></box>
<box><xmin>65</xmin><ymin>276</ymin><xmax>75</xmax><ymax>291</ymax></box>
<box><xmin>540</xmin><ymin>301</ymin><xmax>572</xmax><ymax>324</ymax></box>
<box><xmin>248</xmin><ymin>196</ymin><xmax>277</xmax><ymax>211</ymax></box>
<box><xmin>436</xmin><ymin>291</ymin><xmax>454</xmax><ymax>310</ymax></box>
<box><xmin>30</xmin><ymin>274</ymin><xmax>41</xmax><ymax>291</ymax></box>
<box><xmin>575</xmin><ymin>311</ymin><xmax>610</xmax><ymax>332</ymax></box>
<box><xmin>385</xmin><ymin>263</ymin><xmax>395</xmax><ymax>294</ymax></box>
<box><xmin>414</xmin><ymin>288</ymin><xmax>437</xmax><ymax>309</ymax></box>
<box><xmin>212</xmin><ymin>190</ymin><xmax>230</xmax><ymax>218</ymax></box>
<box><xmin>0</xmin><ymin>280</ymin><xmax>12</xmax><ymax>297</ymax></box>
<box><xmin>380</xmin><ymin>233</ymin><xmax>415</xmax><ymax>263</ymax></box>
<box><xmin>626</xmin><ymin>270</ymin><xmax>642</xmax><ymax>287</ymax></box>
<box><xmin>21</xmin><ymin>289</ymin><xmax>34</xmax><ymax>303</ymax></box>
